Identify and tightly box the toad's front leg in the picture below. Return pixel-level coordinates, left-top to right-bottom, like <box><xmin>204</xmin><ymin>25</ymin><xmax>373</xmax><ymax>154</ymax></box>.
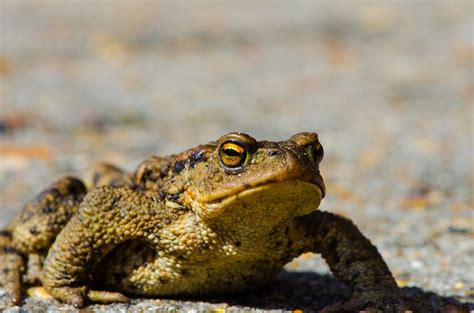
<box><xmin>291</xmin><ymin>211</ymin><xmax>420</xmax><ymax>312</ymax></box>
<box><xmin>42</xmin><ymin>186</ymin><xmax>173</xmax><ymax>308</ymax></box>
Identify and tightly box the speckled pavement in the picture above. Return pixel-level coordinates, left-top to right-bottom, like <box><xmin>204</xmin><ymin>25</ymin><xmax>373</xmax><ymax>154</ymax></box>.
<box><xmin>0</xmin><ymin>1</ymin><xmax>473</xmax><ymax>312</ymax></box>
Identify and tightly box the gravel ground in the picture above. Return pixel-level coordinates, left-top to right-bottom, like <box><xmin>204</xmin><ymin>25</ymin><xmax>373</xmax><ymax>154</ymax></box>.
<box><xmin>0</xmin><ymin>1</ymin><xmax>473</xmax><ymax>312</ymax></box>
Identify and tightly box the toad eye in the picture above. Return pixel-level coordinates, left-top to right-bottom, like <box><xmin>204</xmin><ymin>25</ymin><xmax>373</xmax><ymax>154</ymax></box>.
<box><xmin>219</xmin><ymin>142</ymin><xmax>246</xmax><ymax>168</ymax></box>
<box><xmin>306</xmin><ymin>142</ymin><xmax>324</xmax><ymax>163</ymax></box>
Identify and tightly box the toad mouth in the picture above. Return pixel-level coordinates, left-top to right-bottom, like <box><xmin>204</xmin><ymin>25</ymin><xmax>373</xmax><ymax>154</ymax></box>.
<box><xmin>190</xmin><ymin>179</ymin><xmax>324</xmax><ymax>219</ymax></box>
<box><xmin>198</xmin><ymin>174</ymin><xmax>325</xmax><ymax>206</ymax></box>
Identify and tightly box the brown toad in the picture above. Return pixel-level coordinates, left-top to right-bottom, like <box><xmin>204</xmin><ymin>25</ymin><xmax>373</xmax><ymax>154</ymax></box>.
<box><xmin>0</xmin><ymin>132</ymin><xmax>408</xmax><ymax>311</ymax></box>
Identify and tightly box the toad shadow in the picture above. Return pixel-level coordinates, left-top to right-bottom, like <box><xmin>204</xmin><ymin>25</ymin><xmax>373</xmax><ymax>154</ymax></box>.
<box><xmin>190</xmin><ymin>271</ymin><xmax>472</xmax><ymax>312</ymax></box>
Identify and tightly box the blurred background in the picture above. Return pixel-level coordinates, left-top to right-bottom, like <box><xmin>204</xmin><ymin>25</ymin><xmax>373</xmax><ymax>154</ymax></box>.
<box><xmin>0</xmin><ymin>0</ymin><xmax>472</xmax><ymax>309</ymax></box>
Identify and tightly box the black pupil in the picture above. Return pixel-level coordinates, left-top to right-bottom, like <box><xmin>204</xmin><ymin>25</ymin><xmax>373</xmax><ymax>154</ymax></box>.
<box><xmin>224</xmin><ymin>148</ymin><xmax>242</xmax><ymax>157</ymax></box>
<box><xmin>306</xmin><ymin>144</ymin><xmax>323</xmax><ymax>159</ymax></box>
<box><xmin>313</xmin><ymin>145</ymin><xmax>323</xmax><ymax>158</ymax></box>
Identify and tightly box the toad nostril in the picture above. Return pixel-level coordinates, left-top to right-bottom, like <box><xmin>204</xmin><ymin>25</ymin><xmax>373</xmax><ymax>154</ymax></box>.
<box><xmin>268</xmin><ymin>149</ymin><xmax>283</xmax><ymax>157</ymax></box>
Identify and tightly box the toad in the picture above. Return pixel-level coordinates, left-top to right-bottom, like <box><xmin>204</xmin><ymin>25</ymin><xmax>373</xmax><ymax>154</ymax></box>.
<box><xmin>1</xmin><ymin>132</ymin><xmax>410</xmax><ymax>311</ymax></box>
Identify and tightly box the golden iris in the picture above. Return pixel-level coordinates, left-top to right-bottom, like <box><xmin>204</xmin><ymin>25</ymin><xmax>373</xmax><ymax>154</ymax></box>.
<box><xmin>220</xmin><ymin>142</ymin><xmax>246</xmax><ymax>168</ymax></box>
